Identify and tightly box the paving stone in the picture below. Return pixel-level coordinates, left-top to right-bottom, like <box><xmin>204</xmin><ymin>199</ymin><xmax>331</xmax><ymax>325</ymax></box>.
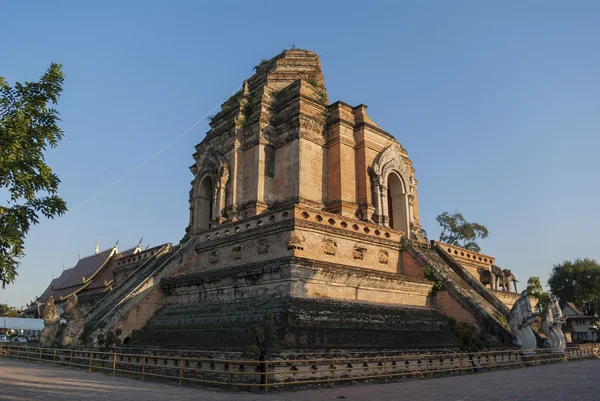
<box><xmin>1</xmin><ymin>357</ymin><xmax>599</xmax><ymax>400</ymax></box>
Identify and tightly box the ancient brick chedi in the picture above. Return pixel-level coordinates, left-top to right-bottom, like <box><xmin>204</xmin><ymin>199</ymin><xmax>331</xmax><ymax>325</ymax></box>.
<box><xmin>77</xmin><ymin>50</ymin><xmax>524</xmax><ymax>350</ymax></box>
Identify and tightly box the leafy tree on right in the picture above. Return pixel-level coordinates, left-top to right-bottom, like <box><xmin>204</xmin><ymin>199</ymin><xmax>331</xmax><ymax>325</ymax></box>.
<box><xmin>548</xmin><ymin>258</ymin><xmax>600</xmax><ymax>317</ymax></box>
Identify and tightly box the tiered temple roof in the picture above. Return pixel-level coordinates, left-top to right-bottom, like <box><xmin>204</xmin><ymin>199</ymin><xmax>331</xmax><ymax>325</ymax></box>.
<box><xmin>23</xmin><ymin>241</ymin><xmax>144</xmax><ymax>317</ymax></box>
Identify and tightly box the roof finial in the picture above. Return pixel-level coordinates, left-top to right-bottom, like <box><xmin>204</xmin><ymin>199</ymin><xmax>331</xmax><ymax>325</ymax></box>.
<box><xmin>113</xmin><ymin>239</ymin><xmax>119</xmax><ymax>253</ymax></box>
<box><xmin>134</xmin><ymin>237</ymin><xmax>143</xmax><ymax>253</ymax></box>
<box><xmin>95</xmin><ymin>237</ymin><xmax>100</xmax><ymax>255</ymax></box>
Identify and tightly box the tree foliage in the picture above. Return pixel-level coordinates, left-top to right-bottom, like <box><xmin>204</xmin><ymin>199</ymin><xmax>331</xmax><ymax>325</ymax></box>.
<box><xmin>243</xmin><ymin>313</ymin><xmax>282</xmax><ymax>361</ymax></box>
<box><xmin>525</xmin><ymin>276</ymin><xmax>550</xmax><ymax>313</ymax></box>
<box><xmin>548</xmin><ymin>258</ymin><xmax>600</xmax><ymax>316</ymax></box>
<box><xmin>0</xmin><ymin>63</ymin><xmax>67</xmax><ymax>287</ymax></box>
<box><xmin>0</xmin><ymin>303</ymin><xmax>20</xmax><ymax>317</ymax></box>
<box><xmin>436</xmin><ymin>211</ymin><xmax>489</xmax><ymax>252</ymax></box>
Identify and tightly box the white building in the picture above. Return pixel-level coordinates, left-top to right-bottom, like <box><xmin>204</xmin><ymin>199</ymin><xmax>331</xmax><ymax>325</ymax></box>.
<box><xmin>562</xmin><ymin>302</ymin><xmax>598</xmax><ymax>342</ymax></box>
<box><xmin>0</xmin><ymin>317</ymin><xmax>44</xmax><ymax>339</ymax></box>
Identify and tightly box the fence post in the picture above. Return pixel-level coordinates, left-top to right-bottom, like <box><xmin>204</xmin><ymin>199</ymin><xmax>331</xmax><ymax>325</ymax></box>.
<box><xmin>141</xmin><ymin>356</ymin><xmax>146</xmax><ymax>381</ymax></box>
<box><xmin>228</xmin><ymin>361</ymin><xmax>232</xmax><ymax>393</ymax></box>
<box><xmin>53</xmin><ymin>349</ymin><xmax>57</xmax><ymax>366</ymax></box>
<box><xmin>179</xmin><ymin>359</ymin><xmax>183</xmax><ymax>386</ymax></box>
<box><xmin>330</xmin><ymin>360</ymin><xmax>336</xmax><ymax>388</ymax></box>
<box><xmin>264</xmin><ymin>361</ymin><xmax>269</xmax><ymax>394</ymax></box>
<box><xmin>26</xmin><ymin>347</ymin><xmax>30</xmax><ymax>361</ymax></box>
<box><xmin>88</xmin><ymin>351</ymin><xmax>93</xmax><ymax>372</ymax></box>
<box><xmin>384</xmin><ymin>358</ymin><xmax>388</xmax><ymax>384</ymax></box>
<box><xmin>16</xmin><ymin>346</ymin><xmax>19</xmax><ymax>360</ymax></box>
<box><xmin>112</xmin><ymin>353</ymin><xmax>117</xmax><ymax>376</ymax></box>
<box><xmin>69</xmin><ymin>351</ymin><xmax>73</xmax><ymax>368</ymax></box>
<box><xmin>38</xmin><ymin>347</ymin><xmax>42</xmax><ymax>363</ymax></box>
<box><xmin>459</xmin><ymin>354</ymin><xmax>464</xmax><ymax>375</ymax></box>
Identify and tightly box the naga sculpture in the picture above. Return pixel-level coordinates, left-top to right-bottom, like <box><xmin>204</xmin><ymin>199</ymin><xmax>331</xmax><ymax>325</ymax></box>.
<box><xmin>61</xmin><ymin>294</ymin><xmax>85</xmax><ymax>348</ymax></box>
<box><xmin>39</xmin><ymin>296</ymin><xmax>61</xmax><ymax>347</ymax></box>
<box><xmin>541</xmin><ymin>294</ymin><xmax>567</xmax><ymax>353</ymax></box>
<box><xmin>509</xmin><ymin>290</ymin><xmax>537</xmax><ymax>354</ymax></box>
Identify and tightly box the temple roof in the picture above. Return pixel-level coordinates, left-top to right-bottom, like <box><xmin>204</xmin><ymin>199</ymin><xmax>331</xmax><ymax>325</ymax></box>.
<box><xmin>34</xmin><ymin>244</ymin><xmax>138</xmax><ymax>303</ymax></box>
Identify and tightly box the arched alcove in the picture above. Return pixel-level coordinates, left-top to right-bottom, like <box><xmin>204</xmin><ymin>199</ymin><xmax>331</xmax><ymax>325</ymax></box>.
<box><xmin>386</xmin><ymin>172</ymin><xmax>408</xmax><ymax>233</ymax></box>
<box><xmin>194</xmin><ymin>175</ymin><xmax>214</xmax><ymax>231</ymax></box>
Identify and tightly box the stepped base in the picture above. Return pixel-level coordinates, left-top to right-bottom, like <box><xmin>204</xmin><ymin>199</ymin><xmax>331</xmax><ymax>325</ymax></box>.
<box><xmin>130</xmin><ymin>256</ymin><xmax>459</xmax><ymax>349</ymax></box>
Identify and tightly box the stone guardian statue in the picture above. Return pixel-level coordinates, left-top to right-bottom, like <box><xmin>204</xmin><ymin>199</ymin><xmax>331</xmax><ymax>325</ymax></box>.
<box><xmin>541</xmin><ymin>294</ymin><xmax>567</xmax><ymax>353</ymax></box>
<box><xmin>509</xmin><ymin>290</ymin><xmax>537</xmax><ymax>354</ymax></box>
<box><xmin>39</xmin><ymin>296</ymin><xmax>61</xmax><ymax>347</ymax></box>
<box><xmin>61</xmin><ymin>294</ymin><xmax>85</xmax><ymax>348</ymax></box>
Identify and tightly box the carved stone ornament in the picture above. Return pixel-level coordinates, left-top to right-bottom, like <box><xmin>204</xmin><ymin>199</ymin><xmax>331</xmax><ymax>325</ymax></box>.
<box><xmin>322</xmin><ymin>237</ymin><xmax>337</xmax><ymax>256</ymax></box>
<box><xmin>257</xmin><ymin>238</ymin><xmax>269</xmax><ymax>255</ymax></box>
<box><xmin>61</xmin><ymin>294</ymin><xmax>84</xmax><ymax>348</ymax></box>
<box><xmin>541</xmin><ymin>294</ymin><xmax>567</xmax><ymax>353</ymax></box>
<box><xmin>353</xmin><ymin>244</ymin><xmax>367</xmax><ymax>260</ymax></box>
<box><xmin>287</xmin><ymin>233</ymin><xmax>305</xmax><ymax>250</ymax></box>
<box><xmin>379</xmin><ymin>250</ymin><xmax>389</xmax><ymax>265</ymax></box>
<box><xmin>39</xmin><ymin>296</ymin><xmax>60</xmax><ymax>348</ymax></box>
<box><xmin>209</xmin><ymin>251</ymin><xmax>219</xmax><ymax>264</ymax></box>
<box><xmin>508</xmin><ymin>290</ymin><xmax>537</xmax><ymax>355</ymax></box>
<box><xmin>232</xmin><ymin>246</ymin><xmax>242</xmax><ymax>260</ymax></box>
<box><xmin>370</xmin><ymin>144</ymin><xmax>412</xmax><ymax>193</ymax></box>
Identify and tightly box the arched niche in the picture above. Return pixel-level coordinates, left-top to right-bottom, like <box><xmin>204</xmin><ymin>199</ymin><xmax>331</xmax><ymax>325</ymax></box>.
<box><xmin>189</xmin><ymin>150</ymin><xmax>230</xmax><ymax>234</ymax></box>
<box><xmin>386</xmin><ymin>172</ymin><xmax>409</xmax><ymax>234</ymax></box>
<box><xmin>194</xmin><ymin>175</ymin><xmax>214</xmax><ymax>231</ymax></box>
<box><xmin>370</xmin><ymin>144</ymin><xmax>416</xmax><ymax>235</ymax></box>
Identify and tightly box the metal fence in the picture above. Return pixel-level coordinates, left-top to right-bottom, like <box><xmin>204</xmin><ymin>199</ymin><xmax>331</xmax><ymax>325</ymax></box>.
<box><xmin>1</xmin><ymin>344</ymin><xmax>598</xmax><ymax>393</ymax></box>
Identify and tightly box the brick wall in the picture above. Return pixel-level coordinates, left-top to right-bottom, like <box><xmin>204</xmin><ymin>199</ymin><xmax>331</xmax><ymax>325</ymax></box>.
<box><xmin>433</xmin><ymin>290</ymin><xmax>478</xmax><ymax>324</ymax></box>
<box><xmin>401</xmin><ymin>251</ymin><xmax>425</xmax><ymax>278</ymax></box>
<box><xmin>113</xmin><ymin>285</ymin><xmax>165</xmax><ymax>340</ymax></box>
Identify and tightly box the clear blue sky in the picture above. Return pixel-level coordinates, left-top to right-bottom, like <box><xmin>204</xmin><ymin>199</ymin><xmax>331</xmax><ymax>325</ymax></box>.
<box><xmin>2</xmin><ymin>1</ymin><xmax>599</xmax><ymax>307</ymax></box>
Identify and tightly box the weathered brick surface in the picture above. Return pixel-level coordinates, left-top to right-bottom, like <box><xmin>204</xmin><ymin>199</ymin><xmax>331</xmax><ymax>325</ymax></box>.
<box><xmin>433</xmin><ymin>290</ymin><xmax>478</xmax><ymax>325</ymax></box>
<box><xmin>400</xmin><ymin>250</ymin><xmax>425</xmax><ymax>278</ymax></box>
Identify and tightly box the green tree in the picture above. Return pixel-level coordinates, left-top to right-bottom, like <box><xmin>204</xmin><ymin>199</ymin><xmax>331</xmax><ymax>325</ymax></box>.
<box><xmin>525</xmin><ymin>277</ymin><xmax>550</xmax><ymax>313</ymax></box>
<box><xmin>548</xmin><ymin>258</ymin><xmax>600</xmax><ymax>316</ymax></box>
<box><xmin>0</xmin><ymin>303</ymin><xmax>20</xmax><ymax>317</ymax></box>
<box><xmin>436</xmin><ymin>211</ymin><xmax>489</xmax><ymax>252</ymax></box>
<box><xmin>243</xmin><ymin>313</ymin><xmax>283</xmax><ymax>384</ymax></box>
<box><xmin>0</xmin><ymin>63</ymin><xmax>67</xmax><ymax>287</ymax></box>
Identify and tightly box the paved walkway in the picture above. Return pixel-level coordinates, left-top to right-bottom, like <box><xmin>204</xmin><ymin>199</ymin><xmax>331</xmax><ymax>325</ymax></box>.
<box><xmin>1</xmin><ymin>357</ymin><xmax>599</xmax><ymax>400</ymax></box>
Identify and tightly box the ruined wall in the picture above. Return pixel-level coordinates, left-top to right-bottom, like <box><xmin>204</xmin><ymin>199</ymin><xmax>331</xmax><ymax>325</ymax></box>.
<box><xmin>433</xmin><ymin>290</ymin><xmax>478</xmax><ymax>325</ymax></box>
<box><xmin>400</xmin><ymin>250</ymin><xmax>425</xmax><ymax>279</ymax></box>
<box><xmin>131</xmin><ymin>257</ymin><xmax>456</xmax><ymax>349</ymax></box>
<box><xmin>112</xmin><ymin>285</ymin><xmax>165</xmax><ymax>340</ymax></box>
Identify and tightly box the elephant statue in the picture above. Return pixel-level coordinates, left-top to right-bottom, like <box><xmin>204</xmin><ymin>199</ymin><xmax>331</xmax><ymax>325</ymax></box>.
<box><xmin>477</xmin><ymin>267</ymin><xmax>496</xmax><ymax>290</ymax></box>
<box><xmin>501</xmin><ymin>269</ymin><xmax>519</xmax><ymax>293</ymax></box>
<box><xmin>490</xmin><ymin>264</ymin><xmax>504</xmax><ymax>290</ymax></box>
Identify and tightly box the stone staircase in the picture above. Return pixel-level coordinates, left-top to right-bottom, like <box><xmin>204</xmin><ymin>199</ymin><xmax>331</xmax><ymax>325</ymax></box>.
<box><xmin>406</xmin><ymin>242</ymin><xmax>514</xmax><ymax>344</ymax></box>
<box><xmin>83</xmin><ymin>237</ymin><xmax>197</xmax><ymax>336</ymax></box>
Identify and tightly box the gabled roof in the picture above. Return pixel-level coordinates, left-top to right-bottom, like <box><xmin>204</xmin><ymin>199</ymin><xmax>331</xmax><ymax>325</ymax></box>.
<box><xmin>565</xmin><ymin>302</ymin><xmax>584</xmax><ymax>316</ymax></box>
<box><xmin>34</xmin><ymin>244</ymin><xmax>137</xmax><ymax>303</ymax></box>
<box><xmin>54</xmin><ymin>247</ymin><xmax>116</xmax><ymax>291</ymax></box>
